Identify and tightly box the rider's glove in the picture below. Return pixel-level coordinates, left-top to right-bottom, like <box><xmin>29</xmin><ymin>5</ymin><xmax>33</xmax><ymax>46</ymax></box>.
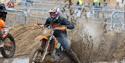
<box><xmin>2</xmin><ymin>34</ymin><xmax>7</xmax><ymax>39</ymax></box>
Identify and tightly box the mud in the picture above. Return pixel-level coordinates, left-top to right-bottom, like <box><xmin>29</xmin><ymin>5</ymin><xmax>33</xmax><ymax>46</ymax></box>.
<box><xmin>71</xmin><ymin>19</ymin><xmax>125</xmax><ymax>63</ymax></box>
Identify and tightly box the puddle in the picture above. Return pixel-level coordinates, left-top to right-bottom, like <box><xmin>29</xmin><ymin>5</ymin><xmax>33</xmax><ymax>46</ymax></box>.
<box><xmin>0</xmin><ymin>55</ymin><xmax>29</xmax><ymax>63</ymax></box>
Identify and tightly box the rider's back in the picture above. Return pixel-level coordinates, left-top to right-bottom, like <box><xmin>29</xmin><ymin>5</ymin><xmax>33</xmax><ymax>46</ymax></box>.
<box><xmin>0</xmin><ymin>18</ymin><xmax>5</xmax><ymax>30</ymax></box>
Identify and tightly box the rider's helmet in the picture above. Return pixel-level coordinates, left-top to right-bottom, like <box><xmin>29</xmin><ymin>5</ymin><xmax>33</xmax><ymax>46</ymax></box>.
<box><xmin>0</xmin><ymin>4</ymin><xmax>7</xmax><ymax>21</ymax></box>
<box><xmin>0</xmin><ymin>4</ymin><xmax>7</xmax><ymax>13</ymax></box>
<box><xmin>48</xmin><ymin>8</ymin><xmax>60</xmax><ymax>19</ymax></box>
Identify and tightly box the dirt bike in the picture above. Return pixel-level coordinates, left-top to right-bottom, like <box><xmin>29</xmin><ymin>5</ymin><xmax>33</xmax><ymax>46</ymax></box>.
<box><xmin>29</xmin><ymin>24</ymin><xmax>73</xmax><ymax>63</ymax></box>
<box><xmin>0</xmin><ymin>27</ymin><xmax>16</xmax><ymax>58</ymax></box>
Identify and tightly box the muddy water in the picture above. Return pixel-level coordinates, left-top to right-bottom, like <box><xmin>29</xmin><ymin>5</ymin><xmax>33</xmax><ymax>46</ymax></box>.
<box><xmin>0</xmin><ymin>55</ymin><xmax>125</xmax><ymax>63</ymax></box>
<box><xmin>0</xmin><ymin>55</ymin><xmax>29</xmax><ymax>63</ymax></box>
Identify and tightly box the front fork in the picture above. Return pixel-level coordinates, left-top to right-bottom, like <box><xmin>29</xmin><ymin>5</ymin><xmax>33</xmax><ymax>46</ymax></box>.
<box><xmin>40</xmin><ymin>35</ymin><xmax>59</xmax><ymax>62</ymax></box>
<box><xmin>41</xmin><ymin>42</ymin><xmax>49</xmax><ymax>62</ymax></box>
<box><xmin>41</xmin><ymin>35</ymin><xmax>54</xmax><ymax>62</ymax></box>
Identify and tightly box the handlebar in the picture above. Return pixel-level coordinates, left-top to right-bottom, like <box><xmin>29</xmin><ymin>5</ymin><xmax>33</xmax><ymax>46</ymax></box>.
<box><xmin>36</xmin><ymin>23</ymin><xmax>66</xmax><ymax>31</ymax></box>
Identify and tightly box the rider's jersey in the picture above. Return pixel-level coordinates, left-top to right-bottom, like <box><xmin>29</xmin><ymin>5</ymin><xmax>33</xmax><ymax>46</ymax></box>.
<box><xmin>44</xmin><ymin>16</ymin><xmax>74</xmax><ymax>37</ymax></box>
<box><xmin>0</xmin><ymin>18</ymin><xmax>5</xmax><ymax>30</ymax></box>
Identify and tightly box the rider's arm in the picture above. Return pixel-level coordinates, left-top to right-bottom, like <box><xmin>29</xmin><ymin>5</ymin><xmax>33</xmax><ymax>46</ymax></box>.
<box><xmin>44</xmin><ymin>18</ymin><xmax>51</xmax><ymax>28</ymax></box>
<box><xmin>61</xmin><ymin>18</ymin><xmax>74</xmax><ymax>29</ymax></box>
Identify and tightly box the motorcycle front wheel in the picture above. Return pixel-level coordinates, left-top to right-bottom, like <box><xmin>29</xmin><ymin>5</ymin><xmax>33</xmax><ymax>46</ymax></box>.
<box><xmin>1</xmin><ymin>33</ymin><xmax>16</xmax><ymax>58</ymax></box>
<box><xmin>29</xmin><ymin>46</ymin><xmax>50</xmax><ymax>63</ymax></box>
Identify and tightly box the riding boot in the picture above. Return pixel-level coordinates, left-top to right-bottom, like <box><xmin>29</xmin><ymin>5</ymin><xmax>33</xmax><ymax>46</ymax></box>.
<box><xmin>65</xmin><ymin>49</ymin><xmax>81</xmax><ymax>63</ymax></box>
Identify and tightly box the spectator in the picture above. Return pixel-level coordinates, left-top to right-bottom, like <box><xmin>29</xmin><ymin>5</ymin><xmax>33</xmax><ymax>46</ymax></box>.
<box><xmin>93</xmin><ymin>0</ymin><xmax>101</xmax><ymax>7</ymax></box>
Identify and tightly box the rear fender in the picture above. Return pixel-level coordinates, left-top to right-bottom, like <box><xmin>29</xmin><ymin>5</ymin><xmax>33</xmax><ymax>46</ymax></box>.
<box><xmin>41</xmin><ymin>36</ymin><xmax>48</xmax><ymax>41</ymax></box>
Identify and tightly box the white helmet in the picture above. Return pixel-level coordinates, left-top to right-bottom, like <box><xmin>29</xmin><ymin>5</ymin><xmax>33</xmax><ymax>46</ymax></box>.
<box><xmin>48</xmin><ymin>7</ymin><xmax>61</xmax><ymax>18</ymax></box>
<box><xmin>48</xmin><ymin>8</ymin><xmax>57</xmax><ymax>13</ymax></box>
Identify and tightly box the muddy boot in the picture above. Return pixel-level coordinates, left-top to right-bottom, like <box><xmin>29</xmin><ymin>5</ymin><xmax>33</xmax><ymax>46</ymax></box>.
<box><xmin>65</xmin><ymin>49</ymin><xmax>81</xmax><ymax>63</ymax></box>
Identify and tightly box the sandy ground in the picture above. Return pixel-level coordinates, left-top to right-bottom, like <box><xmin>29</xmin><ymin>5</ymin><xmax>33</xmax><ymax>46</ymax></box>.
<box><xmin>10</xmin><ymin>24</ymin><xmax>43</xmax><ymax>56</ymax></box>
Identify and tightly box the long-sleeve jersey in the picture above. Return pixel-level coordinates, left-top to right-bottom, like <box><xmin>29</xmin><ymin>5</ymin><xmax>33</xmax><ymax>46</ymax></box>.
<box><xmin>44</xmin><ymin>16</ymin><xmax>74</xmax><ymax>37</ymax></box>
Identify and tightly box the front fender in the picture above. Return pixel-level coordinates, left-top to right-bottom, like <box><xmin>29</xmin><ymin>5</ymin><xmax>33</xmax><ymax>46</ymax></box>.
<box><xmin>35</xmin><ymin>35</ymin><xmax>48</xmax><ymax>41</ymax></box>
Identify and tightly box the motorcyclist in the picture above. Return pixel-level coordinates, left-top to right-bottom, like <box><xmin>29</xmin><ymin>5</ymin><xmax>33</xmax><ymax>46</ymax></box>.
<box><xmin>93</xmin><ymin>0</ymin><xmax>101</xmax><ymax>7</ymax></box>
<box><xmin>0</xmin><ymin>1</ymin><xmax>8</xmax><ymax>39</ymax></box>
<box><xmin>0</xmin><ymin>11</ymin><xmax>15</xmax><ymax>47</ymax></box>
<box><xmin>44</xmin><ymin>8</ymin><xmax>80</xmax><ymax>63</ymax></box>
<box><xmin>0</xmin><ymin>11</ymin><xmax>6</xmax><ymax>46</ymax></box>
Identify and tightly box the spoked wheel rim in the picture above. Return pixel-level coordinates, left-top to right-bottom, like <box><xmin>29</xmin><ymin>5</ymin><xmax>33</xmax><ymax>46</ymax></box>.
<box><xmin>31</xmin><ymin>49</ymin><xmax>43</xmax><ymax>63</ymax></box>
<box><xmin>4</xmin><ymin>47</ymin><xmax>15</xmax><ymax>55</ymax></box>
<box><xmin>4</xmin><ymin>42</ymin><xmax>15</xmax><ymax>55</ymax></box>
<box><xmin>1</xmin><ymin>37</ymin><xmax>16</xmax><ymax>58</ymax></box>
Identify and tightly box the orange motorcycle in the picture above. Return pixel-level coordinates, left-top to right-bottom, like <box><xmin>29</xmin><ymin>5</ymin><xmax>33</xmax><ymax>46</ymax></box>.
<box><xmin>0</xmin><ymin>27</ymin><xmax>16</xmax><ymax>58</ymax></box>
<box><xmin>29</xmin><ymin>24</ymin><xmax>72</xmax><ymax>63</ymax></box>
